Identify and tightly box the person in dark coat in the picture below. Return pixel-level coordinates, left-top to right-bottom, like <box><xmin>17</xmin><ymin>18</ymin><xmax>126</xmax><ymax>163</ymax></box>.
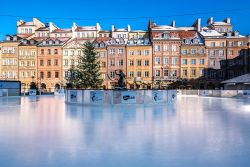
<box><xmin>115</xmin><ymin>70</ymin><xmax>126</xmax><ymax>88</ymax></box>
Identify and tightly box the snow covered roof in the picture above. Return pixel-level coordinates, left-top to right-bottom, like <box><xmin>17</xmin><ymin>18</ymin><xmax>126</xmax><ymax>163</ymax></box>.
<box><xmin>200</xmin><ymin>29</ymin><xmax>223</xmax><ymax>37</ymax></box>
<box><xmin>52</xmin><ymin>28</ymin><xmax>72</xmax><ymax>33</ymax></box>
<box><xmin>212</xmin><ymin>21</ymin><xmax>231</xmax><ymax>26</ymax></box>
<box><xmin>36</xmin><ymin>27</ymin><xmax>50</xmax><ymax>31</ymax></box>
<box><xmin>222</xmin><ymin>74</ymin><xmax>250</xmax><ymax>84</ymax></box>
<box><xmin>151</xmin><ymin>25</ymin><xmax>176</xmax><ymax>31</ymax></box>
<box><xmin>76</xmin><ymin>26</ymin><xmax>97</xmax><ymax>31</ymax></box>
<box><xmin>115</xmin><ymin>28</ymin><xmax>128</xmax><ymax>32</ymax></box>
<box><xmin>176</xmin><ymin>27</ymin><xmax>196</xmax><ymax>31</ymax></box>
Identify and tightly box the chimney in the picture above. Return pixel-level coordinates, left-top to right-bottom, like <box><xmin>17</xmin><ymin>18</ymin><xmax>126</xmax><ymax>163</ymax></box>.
<box><xmin>127</xmin><ymin>25</ymin><xmax>131</xmax><ymax>32</ymax></box>
<box><xmin>171</xmin><ymin>20</ymin><xmax>176</xmax><ymax>27</ymax></box>
<box><xmin>197</xmin><ymin>18</ymin><xmax>201</xmax><ymax>32</ymax></box>
<box><xmin>225</xmin><ymin>18</ymin><xmax>231</xmax><ymax>24</ymax></box>
<box><xmin>112</xmin><ymin>25</ymin><xmax>115</xmax><ymax>32</ymax></box>
<box><xmin>17</xmin><ymin>20</ymin><xmax>24</xmax><ymax>26</ymax></box>
<box><xmin>207</xmin><ymin>17</ymin><xmax>214</xmax><ymax>25</ymax></box>
<box><xmin>96</xmin><ymin>23</ymin><xmax>101</xmax><ymax>31</ymax></box>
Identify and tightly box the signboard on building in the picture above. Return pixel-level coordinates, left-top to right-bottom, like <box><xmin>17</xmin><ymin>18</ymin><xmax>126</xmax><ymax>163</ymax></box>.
<box><xmin>121</xmin><ymin>91</ymin><xmax>136</xmax><ymax>104</ymax></box>
<box><xmin>90</xmin><ymin>91</ymin><xmax>104</xmax><ymax>104</ymax></box>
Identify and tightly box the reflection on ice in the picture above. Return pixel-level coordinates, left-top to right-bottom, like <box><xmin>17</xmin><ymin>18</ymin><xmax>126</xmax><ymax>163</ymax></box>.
<box><xmin>0</xmin><ymin>95</ymin><xmax>250</xmax><ymax>167</ymax></box>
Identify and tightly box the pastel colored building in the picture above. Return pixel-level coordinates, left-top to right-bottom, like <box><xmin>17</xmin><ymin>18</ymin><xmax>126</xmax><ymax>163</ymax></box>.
<box><xmin>37</xmin><ymin>38</ymin><xmax>69</xmax><ymax>92</ymax></box>
<box><xmin>179</xmin><ymin>30</ymin><xmax>207</xmax><ymax>80</ymax></box>
<box><xmin>18</xmin><ymin>39</ymin><xmax>38</xmax><ymax>90</ymax></box>
<box><xmin>126</xmin><ymin>38</ymin><xmax>152</xmax><ymax>89</ymax></box>
<box><xmin>149</xmin><ymin>20</ymin><xmax>182</xmax><ymax>87</ymax></box>
<box><xmin>0</xmin><ymin>35</ymin><xmax>20</xmax><ymax>80</ymax></box>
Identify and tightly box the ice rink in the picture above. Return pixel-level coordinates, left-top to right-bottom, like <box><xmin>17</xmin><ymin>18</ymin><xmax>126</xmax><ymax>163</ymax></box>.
<box><xmin>0</xmin><ymin>95</ymin><xmax>250</xmax><ymax>167</ymax></box>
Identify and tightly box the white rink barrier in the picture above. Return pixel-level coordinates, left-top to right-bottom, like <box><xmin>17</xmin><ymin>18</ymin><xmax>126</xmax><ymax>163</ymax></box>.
<box><xmin>65</xmin><ymin>90</ymin><xmax>177</xmax><ymax>105</ymax></box>
<box><xmin>180</xmin><ymin>89</ymin><xmax>250</xmax><ymax>98</ymax></box>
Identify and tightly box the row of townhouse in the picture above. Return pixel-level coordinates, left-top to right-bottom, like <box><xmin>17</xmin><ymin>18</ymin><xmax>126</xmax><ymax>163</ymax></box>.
<box><xmin>0</xmin><ymin>17</ymin><xmax>249</xmax><ymax>91</ymax></box>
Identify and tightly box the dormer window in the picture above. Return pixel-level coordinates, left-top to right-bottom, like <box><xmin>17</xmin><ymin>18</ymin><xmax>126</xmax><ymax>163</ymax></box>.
<box><xmin>100</xmin><ymin>43</ymin><xmax>104</xmax><ymax>47</ymax></box>
<box><xmin>55</xmin><ymin>40</ymin><xmax>60</xmax><ymax>45</ymax></box>
<box><xmin>162</xmin><ymin>32</ymin><xmax>170</xmax><ymax>39</ymax></box>
<box><xmin>13</xmin><ymin>36</ymin><xmax>17</xmax><ymax>41</ymax></box>
<box><xmin>49</xmin><ymin>41</ymin><xmax>53</xmax><ymax>45</ymax></box>
<box><xmin>234</xmin><ymin>31</ymin><xmax>239</xmax><ymax>37</ymax></box>
<box><xmin>6</xmin><ymin>36</ymin><xmax>11</xmax><ymax>41</ymax></box>
<box><xmin>23</xmin><ymin>40</ymin><xmax>27</xmax><ymax>44</ymax></box>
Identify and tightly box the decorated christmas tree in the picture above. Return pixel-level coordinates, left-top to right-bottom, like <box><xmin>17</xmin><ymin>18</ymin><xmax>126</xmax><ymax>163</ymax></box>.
<box><xmin>74</xmin><ymin>41</ymin><xmax>103</xmax><ymax>89</ymax></box>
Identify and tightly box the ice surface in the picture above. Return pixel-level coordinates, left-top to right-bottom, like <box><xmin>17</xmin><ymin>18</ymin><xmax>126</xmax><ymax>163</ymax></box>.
<box><xmin>0</xmin><ymin>95</ymin><xmax>250</xmax><ymax>167</ymax></box>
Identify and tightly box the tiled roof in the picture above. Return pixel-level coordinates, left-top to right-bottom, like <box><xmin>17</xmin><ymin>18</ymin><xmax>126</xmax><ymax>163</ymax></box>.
<box><xmin>178</xmin><ymin>31</ymin><xmax>196</xmax><ymax>38</ymax></box>
<box><xmin>199</xmin><ymin>29</ymin><xmax>223</xmax><ymax>37</ymax></box>
<box><xmin>36</xmin><ymin>27</ymin><xmax>49</xmax><ymax>31</ymax></box>
<box><xmin>52</xmin><ymin>29</ymin><xmax>72</xmax><ymax>33</ymax></box>
<box><xmin>19</xmin><ymin>22</ymin><xmax>35</xmax><ymax>27</ymax></box>
<box><xmin>212</xmin><ymin>22</ymin><xmax>231</xmax><ymax>26</ymax></box>
<box><xmin>17</xmin><ymin>33</ymin><xmax>34</xmax><ymax>39</ymax></box>
<box><xmin>75</xmin><ymin>26</ymin><xmax>97</xmax><ymax>31</ymax></box>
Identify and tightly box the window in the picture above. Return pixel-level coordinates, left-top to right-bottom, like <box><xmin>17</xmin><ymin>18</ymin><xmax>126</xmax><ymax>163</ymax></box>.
<box><xmin>78</xmin><ymin>50</ymin><xmax>81</xmax><ymax>56</ymax></box>
<box><xmin>64</xmin><ymin>50</ymin><xmax>68</xmax><ymax>56</ymax></box>
<box><xmin>172</xmin><ymin>70</ymin><xmax>177</xmax><ymax>77</ymax></box>
<box><xmin>209</xmin><ymin>50</ymin><xmax>215</xmax><ymax>56</ymax></box>
<box><xmin>155</xmin><ymin>45</ymin><xmax>160</xmax><ymax>52</ymax></box>
<box><xmin>40</xmin><ymin>60</ymin><xmax>44</xmax><ymax>66</ymax></box>
<box><xmin>163</xmin><ymin>69</ymin><xmax>168</xmax><ymax>77</ymax></box>
<box><xmin>144</xmin><ymin>60</ymin><xmax>149</xmax><ymax>66</ymax></box>
<box><xmin>229</xmin><ymin>50</ymin><xmax>234</xmax><ymax>55</ymax></box>
<box><xmin>138</xmin><ymin>50</ymin><xmax>142</xmax><ymax>56</ymax></box>
<box><xmin>55</xmin><ymin>72</ymin><xmax>59</xmax><ymax>78</ymax></box>
<box><xmin>155</xmin><ymin>57</ymin><xmax>161</xmax><ymax>65</ymax></box>
<box><xmin>48</xmin><ymin>49</ymin><xmax>51</xmax><ymax>55</ymax></box>
<box><xmin>172</xmin><ymin>57</ymin><xmax>178</xmax><ymax>65</ymax></box>
<box><xmin>191</xmin><ymin>49</ymin><xmax>196</xmax><ymax>55</ymax></box>
<box><xmin>200</xmin><ymin>59</ymin><xmax>205</xmax><ymax>65</ymax></box>
<box><xmin>110</xmin><ymin>48</ymin><xmax>115</xmax><ymax>55</ymax></box>
<box><xmin>64</xmin><ymin>60</ymin><xmax>68</xmax><ymax>66</ymax></box>
<box><xmin>137</xmin><ymin>60</ymin><xmax>142</xmax><ymax>66</ymax></box>
<box><xmin>130</xmin><ymin>60</ymin><xmax>134</xmax><ymax>66</ymax></box>
<box><xmin>31</xmin><ymin>61</ymin><xmax>35</xmax><ymax>66</ymax></box>
<box><xmin>200</xmin><ymin>69</ymin><xmax>205</xmax><ymax>76</ymax></box>
<box><xmin>47</xmin><ymin>60</ymin><xmax>51</xmax><ymax>66</ymax></box>
<box><xmin>130</xmin><ymin>71</ymin><xmax>134</xmax><ymax>78</ymax></box>
<box><xmin>110</xmin><ymin>71</ymin><xmax>115</xmax><ymax>78</ymax></box>
<box><xmin>219</xmin><ymin>50</ymin><xmax>225</xmax><ymax>56</ymax></box>
<box><xmin>31</xmin><ymin>50</ymin><xmax>36</xmax><ymax>56</ymax></box>
<box><xmin>220</xmin><ymin>42</ymin><xmax>224</xmax><ymax>47</ymax></box>
<box><xmin>118</xmin><ymin>48</ymin><xmax>124</xmax><ymax>54</ymax></box>
<box><xmin>54</xmin><ymin>59</ymin><xmax>58</xmax><ymax>66</ymax></box>
<box><xmin>118</xmin><ymin>59</ymin><xmax>123</xmax><ymax>66</ymax></box>
<box><xmin>182</xmin><ymin>59</ymin><xmax>187</xmax><ymax>65</ymax></box>
<box><xmin>101</xmin><ymin>62</ymin><xmax>106</xmax><ymax>68</ymax></box>
<box><xmin>191</xmin><ymin>69</ymin><xmax>196</xmax><ymax>76</ymax></box>
<box><xmin>144</xmin><ymin>71</ymin><xmax>149</xmax><ymax>77</ymax></box>
<box><xmin>41</xmin><ymin>49</ymin><xmax>44</xmax><ymax>55</ymax></box>
<box><xmin>155</xmin><ymin>70</ymin><xmax>160</xmax><ymax>77</ymax></box>
<box><xmin>54</xmin><ymin>49</ymin><xmax>58</xmax><ymax>55</ymax></box>
<box><xmin>200</xmin><ymin>49</ymin><xmax>205</xmax><ymax>54</ymax></box>
<box><xmin>144</xmin><ymin>50</ymin><xmax>150</xmax><ymax>55</ymax></box>
<box><xmin>163</xmin><ymin>57</ymin><xmax>168</xmax><ymax>65</ymax></box>
<box><xmin>182</xmin><ymin>69</ymin><xmax>187</xmax><ymax>76</ymax></box>
<box><xmin>47</xmin><ymin>72</ymin><xmax>51</xmax><ymax>78</ymax></box>
<box><xmin>238</xmin><ymin>41</ymin><xmax>243</xmax><ymax>46</ymax></box>
<box><xmin>182</xmin><ymin>49</ymin><xmax>187</xmax><ymax>55</ymax></box>
<box><xmin>110</xmin><ymin>60</ymin><xmax>115</xmax><ymax>66</ymax></box>
<box><xmin>130</xmin><ymin>50</ymin><xmax>134</xmax><ymax>56</ymax></box>
<box><xmin>137</xmin><ymin>71</ymin><xmax>142</xmax><ymax>77</ymax></box>
<box><xmin>40</xmin><ymin>72</ymin><xmax>44</xmax><ymax>79</ymax></box>
<box><xmin>210</xmin><ymin>42</ymin><xmax>215</xmax><ymax>47</ymax></box>
<box><xmin>163</xmin><ymin>45</ymin><xmax>168</xmax><ymax>51</ymax></box>
<box><xmin>191</xmin><ymin>59</ymin><xmax>196</xmax><ymax>65</ymax></box>
<box><xmin>71</xmin><ymin>50</ymin><xmax>74</xmax><ymax>56</ymax></box>
<box><xmin>228</xmin><ymin>42</ymin><xmax>233</xmax><ymax>47</ymax></box>
<box><xmin>172</xmin><ymin>45</ymin><xmax>177</xmax><ymax>52</ymax></box>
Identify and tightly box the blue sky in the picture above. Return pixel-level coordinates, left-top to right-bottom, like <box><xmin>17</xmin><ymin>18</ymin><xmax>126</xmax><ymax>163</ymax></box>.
<box><xmin>0</xmin><ymin>0</ymin><xmax>250</xmax><ymax>40</ymax></box>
